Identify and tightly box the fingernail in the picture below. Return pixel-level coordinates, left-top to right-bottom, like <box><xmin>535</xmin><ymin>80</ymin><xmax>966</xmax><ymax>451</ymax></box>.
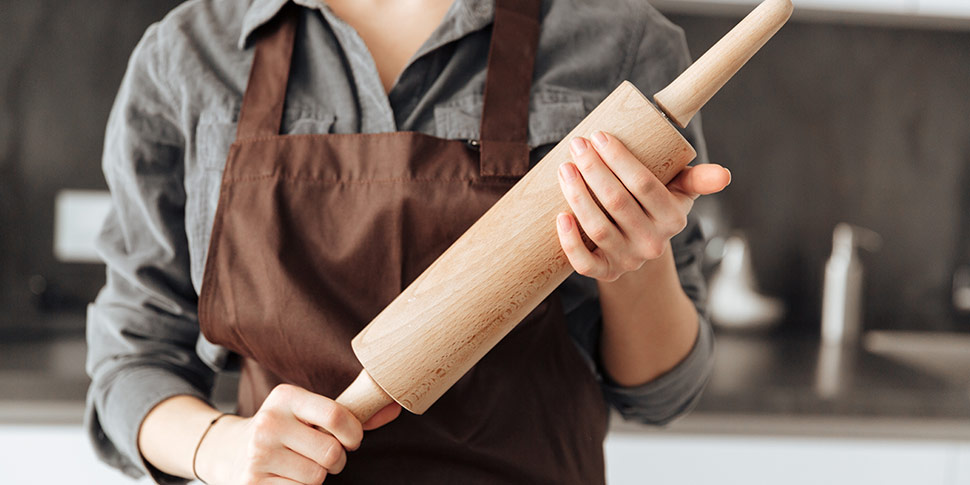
<box><xmin>557</xmin><ymin>213</ymin><xmax>572</xmax><ymax>232</ymax></box>
<box><xmin>591</xmin><ymin>131</ymin><xmax>608</xmax><ymax>148</ymax></box>
<box><xmin>559</xmin><ymin>162</ymin><xmax>578</xmax><ymax>181</ymax></box>
<box><xmin>725</xmin><ymin>168</ymin><xmax>732</xmax><ymax>184</ymax></box>
<box><xmin>570</xmin><ymin>137</ymin><xmax>587</xmax><ymax>155</ymax></box>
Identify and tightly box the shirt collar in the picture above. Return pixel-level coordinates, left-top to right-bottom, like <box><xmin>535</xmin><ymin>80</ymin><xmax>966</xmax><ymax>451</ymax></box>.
<box><xmin>237</xmin><ymin>0</ymin><xmax>495</xmax><ymax>50</ymax></box>
<box><xmin>238</xmin><ymin>0</ymin><xmax>292</xmax><ymax>49</ymax></box>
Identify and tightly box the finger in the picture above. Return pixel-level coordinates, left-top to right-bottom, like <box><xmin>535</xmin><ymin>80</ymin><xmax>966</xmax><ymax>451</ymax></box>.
<box><xmin>568</xmin><ymin>136</ymin><xmax>648</xmax><ymax>235</ymax></box>
<box><xmin>667</xmin><ymin>164</ymin><xmax>731</xmax><ymax>197</ymax></box>
<box><xmin>362</xmin><ymin>403</ymin><xmax>402</xmax><ymax>431</ymax></box>
<box><xmin>260</xmin><ymin>449</ymin><xmax>328</xmax><ymax>485</ymax></box>
<box><xmin>273</xmin><ymin>385</ymin><xmax>363</xmax><ymax>451</ymax></box>
<box><xmin>280</xmin><ymin>423</ymin><xmax>348</xmax><ymax>474</ymax></box>
<box><xmin>558</xmin><ymin>160</ymin><xmax>620</xmax><ymax>248</ymax></box>
<box><xmin>557</xmin><ymin>213</ymin><xmax>608</xmax><ymax>279</ymax></box>
<box><xmin>587</xmin><ymin>131</ymin><xmax>681</xmax><ymax>224</ymax></box>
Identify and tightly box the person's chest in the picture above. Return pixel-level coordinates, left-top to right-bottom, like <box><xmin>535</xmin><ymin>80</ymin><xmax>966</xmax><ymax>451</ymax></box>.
<box><xmin>171</xmin><ymin>1</ymin><xmax>642</xmax><ymax>293</ymax></box>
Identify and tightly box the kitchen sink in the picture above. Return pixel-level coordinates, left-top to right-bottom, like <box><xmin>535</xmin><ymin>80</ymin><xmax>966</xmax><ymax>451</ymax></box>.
<box><xmin>863</xmin><ymin>331</ymin><xmax>970</xmax><ymax>389</ymax></box>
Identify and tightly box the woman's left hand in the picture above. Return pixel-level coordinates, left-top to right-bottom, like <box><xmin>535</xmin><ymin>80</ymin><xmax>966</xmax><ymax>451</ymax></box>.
<box><xmin>556</xmin><ymin>130</ymin><xmax>731</xmax><ymax>282</ymax></box>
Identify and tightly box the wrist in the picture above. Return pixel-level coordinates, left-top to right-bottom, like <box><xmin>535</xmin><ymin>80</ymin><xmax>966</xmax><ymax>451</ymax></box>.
<box><xmin>138</xmin><ymin>395</ymin><xmax>226</xmax><ymax>480</ymax></box>
<box><xmin>194</xmin><ymin>413</ymin><xmax>244</xmax><ymax>484</ymax></box>
<box><xmin>596</xmin><ymin>241</ymin><xmax>699</xmax><ymax>386</ymax></box>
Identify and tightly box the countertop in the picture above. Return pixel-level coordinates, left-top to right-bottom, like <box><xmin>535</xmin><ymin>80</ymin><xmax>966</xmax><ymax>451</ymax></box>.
<box><xmin>614</xmin><ymin>332</ymin><xmax>970</xmax><ymax>441</ymax></box>
<box><xmin>3</xmin><ymin>329</ymin><xmax>969</xmax><ymax>440</ymax></box>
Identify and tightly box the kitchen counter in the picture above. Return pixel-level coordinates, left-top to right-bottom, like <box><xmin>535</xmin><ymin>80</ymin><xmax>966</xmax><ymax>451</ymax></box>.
<box><xmin>3</xmin><ymin>330</ymin><xmax>969</xmax><ymax>440</ymax></box>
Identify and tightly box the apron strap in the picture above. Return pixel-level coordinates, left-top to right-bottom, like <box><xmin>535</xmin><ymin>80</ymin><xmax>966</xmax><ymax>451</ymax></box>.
<box><xmin>478</xmin><ymin>0</ymin><xmax>542</xmax><ymax>177</ymax></box>
<box><xmin>235</xmin><ymin>4</ymin><xmax>299</xmax><ymax>141</ymax></box>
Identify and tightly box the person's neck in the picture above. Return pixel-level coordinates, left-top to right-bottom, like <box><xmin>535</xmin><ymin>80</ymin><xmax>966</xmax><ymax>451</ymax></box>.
<box><xmin>325</xmin><ymin>0</ymin><xmax>456</xmax><ymax>93</ymax></box>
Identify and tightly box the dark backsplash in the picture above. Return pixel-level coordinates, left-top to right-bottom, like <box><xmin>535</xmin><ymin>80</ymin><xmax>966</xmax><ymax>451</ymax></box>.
<box><xmin>0</xmin><ymin>1</ymin><xmax>181</xmax><ymax>334</ymax></box>
<box><xmin>1</xmin><ymin>2</ymin><xmax>968</xmax><ymax>335</ymax></box>
<box><xmin>669</xmin><ymin>13</ymin><xmax>970</xmax><ymax>333</ymax></box>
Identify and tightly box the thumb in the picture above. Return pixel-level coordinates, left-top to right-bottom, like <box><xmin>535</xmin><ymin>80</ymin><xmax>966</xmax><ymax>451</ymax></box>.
<box><xmin>667</xmin><ymin>164</ymin><xmax>731</xmax><ymax>197</ymax></box>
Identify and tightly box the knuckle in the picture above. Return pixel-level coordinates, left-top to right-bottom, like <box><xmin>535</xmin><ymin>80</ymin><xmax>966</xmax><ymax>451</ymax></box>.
<box><xmin>631</xmin><ymin>171</ymin><xmax>658</xmax><ymax>195</ymax></box>
<box><xmin>251</xmin><ymin>411</ymin><xmax>277</xmax><ymax>435</ymax></box>
<box><xmin>566</xmin><ymin>189</ymin><xmax>586</xmax><ymax>206</ymax></box>
<box><xmin>245</xmin><ymin>440</ymin><xmax>270</xmax><ymax>466</ymax></box>
<box><xmin>251</xmin><ymin>425</ymin><xmax>274</xmax><ymax>449</ymax></box>
<box><xmin>268</xmin><ymin>383</ymin><xmax>294</xmax><ymax>403</ymax></box>
<box><xmin>585</xmin><ymin>223</ymin><xmax>611</xmax><ymax>243</ymax></box>
<box><xmin>601</xmin><ymin>190</ymin><xmax>628</xmax><ymax>213</ymax></box>
<box><xmin>661</xmin><ymin>214</ymin><xmax>687</xmax><ymax>237</ymax></box>
<box><xmin>349</xmin><ymin>423</ymin><xmax>364</xmax><ymax>448</ymax></box>
<box><xmin>575</xmin><ymin>155</ymin><xmax>598</xmax><ymax>172</ymax></box>
<box><xmin>622</xmin><ymin>257</ymin><xmax>643</xmax><ymax>273</ymax></box>
<box><xmin>572</xmin><ymin>259</ymin><xmax>596</xmax><ymax>277</ymax></box>
<box><xmin>319</xmin><ymin>402</ymin><xmax>344</xmax><ymax>430</ymax></box>
<box><xmin>673</xmin><ymin>214</ymin><xmax>689</xmax><ymax>234</ymax></box>
<box><xmin>600</xmin><ymin>266</ymin><xmax>621</xmax><ymax>282</ymax></box>
<box><xmin>642</xmin><ymin>240</ymin><xmax>664</xmax><ymax>260</ymax></box>
<box><xmin>321</xmin><ymin>437</ymin><xmax>345</xmax><ymax>467</ymax></box>
<box><xmin>311</xmin><ymin>465</ymin><xmax>330</xmax><ymax>483</ymax></box>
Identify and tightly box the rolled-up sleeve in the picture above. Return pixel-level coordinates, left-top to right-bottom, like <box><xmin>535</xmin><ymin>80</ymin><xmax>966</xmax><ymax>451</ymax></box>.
<box><xmin>85</xmin><ymin>22</ymin><xmax>214</xmax><ymax>484</ymax></box>
<box><xmin>599</xmin><ymin>216</ymin><xmax>714</xmax><ymax>425</ymax></box>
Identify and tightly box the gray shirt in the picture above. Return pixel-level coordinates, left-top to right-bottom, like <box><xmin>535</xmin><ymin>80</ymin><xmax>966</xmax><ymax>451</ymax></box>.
<box><xmin>85</xmin><ymin>0</ymin><xmax>715</xmax><ymax>482</ymax></box>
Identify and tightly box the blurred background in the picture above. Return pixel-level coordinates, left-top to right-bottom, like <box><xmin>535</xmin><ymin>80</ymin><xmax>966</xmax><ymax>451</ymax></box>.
<box><xmin>1</xmin><ymin>0</ymin><xmax>969</xmax><ymax>483</ymax></box>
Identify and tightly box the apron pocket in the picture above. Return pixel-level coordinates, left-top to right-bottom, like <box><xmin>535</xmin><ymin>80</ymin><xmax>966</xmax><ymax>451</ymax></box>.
<box><xmin>195</xmin><ymin>107</ymin><xmax>336</xmax><ymax>171</ymax></box>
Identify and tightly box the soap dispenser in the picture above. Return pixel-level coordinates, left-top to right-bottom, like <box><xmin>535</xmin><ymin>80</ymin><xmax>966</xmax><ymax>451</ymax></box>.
<box><xmin>821</xmin><ymin>223</ymin><xmax>881</xmax><ymax>346</ymax></box>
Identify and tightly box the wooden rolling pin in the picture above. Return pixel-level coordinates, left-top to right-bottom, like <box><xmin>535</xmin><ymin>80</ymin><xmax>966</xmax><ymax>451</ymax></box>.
<box><xmin>336</xmin><ymin>0</ymin><xmax>794</xmax><ymax>423</ymax></box>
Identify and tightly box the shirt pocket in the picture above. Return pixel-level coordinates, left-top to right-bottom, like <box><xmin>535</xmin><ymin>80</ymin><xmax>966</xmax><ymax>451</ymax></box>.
<box><xmin>433</xmin><ymin>86</ymin><xmax>588</xmax><ymax>155</ymax></box>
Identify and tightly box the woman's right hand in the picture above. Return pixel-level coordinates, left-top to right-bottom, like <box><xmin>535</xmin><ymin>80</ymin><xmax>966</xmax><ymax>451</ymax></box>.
<box><xmin>195</xmin><ymin>384</ymin><xmax>401</xmax><ymax>484</ymax></box>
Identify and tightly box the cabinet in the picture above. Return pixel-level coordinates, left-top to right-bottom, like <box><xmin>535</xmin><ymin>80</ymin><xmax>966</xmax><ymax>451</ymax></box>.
<box><xmin>652</xmin><ymin>0</ymin><xmax>970</xmax><ymax>20</ymax></box>
<box><xmin>605</xmin><ymin>432</ymin><xmax>970</xmax><ymax>485</ymax></box>
<box><xmin>0</xmin><ymin>426</ymin><xmax>149</xmax><ymax>485</ymax></box>
<box><xmin>3</xmin><ymin>423</ymin><xmax>968</xmax><ymax>484</ymax></box>
<box><xmin>918</xmin><ymin>0</ymin><xmax>970</xmax><ymax>17</ymax></box>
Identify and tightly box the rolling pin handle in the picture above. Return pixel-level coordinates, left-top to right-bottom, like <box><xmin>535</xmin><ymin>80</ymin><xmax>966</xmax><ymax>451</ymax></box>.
<box><xmin>653</xmin><ymin>0</ymin><xmax>793</xmax><ymax>128</ymax></box>
<box><xmin>335</xmin><ymin>369</ymin><xmax>395</xmax><ymax>424</ymax></box>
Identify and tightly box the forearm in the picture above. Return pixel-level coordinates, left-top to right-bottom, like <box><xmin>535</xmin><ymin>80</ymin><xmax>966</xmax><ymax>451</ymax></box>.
<box><xmin>137</xmin><ymin>395</ymin><xmax>225</xmax><ymax>480</ymax></box>
<box><xmin>597</xmin><ymin>241</ymin><xmax>699</xmax><ymax>387</ymax></box>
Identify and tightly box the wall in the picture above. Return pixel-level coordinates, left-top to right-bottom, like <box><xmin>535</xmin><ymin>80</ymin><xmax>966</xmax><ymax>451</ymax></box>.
<box><xmin>0</xmin><ymin>1</ymin><xmax>180</xmax><ymax>333</ymax></box>
<box><xmin>669</xmin><ymin>13</ymin><xmax>970</xmax><ymax>333</ymax></box>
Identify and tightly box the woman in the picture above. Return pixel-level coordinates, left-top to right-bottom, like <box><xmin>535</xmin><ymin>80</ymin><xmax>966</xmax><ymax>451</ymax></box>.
<box><xmin>86</xmin><ymin>0</ymin><xmax>729</xmax><ymax>483</ymax></box>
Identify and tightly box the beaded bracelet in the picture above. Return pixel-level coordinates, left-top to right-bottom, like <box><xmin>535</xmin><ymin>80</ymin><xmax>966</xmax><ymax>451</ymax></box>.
<box><xmin>192</xmin><ymin>412</ymin><xmax>231</xmax><ymax>484</ymax></box>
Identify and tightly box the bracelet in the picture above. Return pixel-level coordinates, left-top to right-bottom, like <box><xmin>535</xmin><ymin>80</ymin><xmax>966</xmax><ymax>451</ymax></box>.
<box><xmin>192</xmin><ymin>412</ymin><xmax>231</xmax><ymax>484</ymax></box>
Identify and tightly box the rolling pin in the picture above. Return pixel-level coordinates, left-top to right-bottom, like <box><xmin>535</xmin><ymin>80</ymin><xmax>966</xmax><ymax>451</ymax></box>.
<box><xmin>336</xmin><ymin>0</ymin><xmax>794</xmax><ymax>423</ymax></box>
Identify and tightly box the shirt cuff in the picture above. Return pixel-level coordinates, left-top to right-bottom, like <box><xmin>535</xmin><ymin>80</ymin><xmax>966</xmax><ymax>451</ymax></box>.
<box><xmin>600</xmin><ymin>315</ymin><xmax>715</xmax><ymax>425</ymax></box>
<box><xmin>86</xmin><ymin>366</ymin><xmax>210</xmax><ymax>485</ymax></box>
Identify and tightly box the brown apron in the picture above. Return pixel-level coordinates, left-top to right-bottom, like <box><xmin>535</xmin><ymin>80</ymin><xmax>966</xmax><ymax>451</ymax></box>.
<box><xmin>198</xmin><ymin>1</ymin><xmax>608</xmax><ymax>483</ymax></box>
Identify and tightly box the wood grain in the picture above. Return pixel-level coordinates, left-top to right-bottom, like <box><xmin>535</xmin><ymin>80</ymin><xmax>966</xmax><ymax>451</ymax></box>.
<box><xmin>349</xmin><ymin>82</ymin><xmax>696</xmax><ymax>414</ymax></box>
<box><xmin>334</xmin><ymin>0</ymin><xmax>794</xmax><ymax>422</ymax></box>
<box><xmin>335</xmin><ymin>369</ymin><xmax>394</xmax><ymax>424</ymax></box>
